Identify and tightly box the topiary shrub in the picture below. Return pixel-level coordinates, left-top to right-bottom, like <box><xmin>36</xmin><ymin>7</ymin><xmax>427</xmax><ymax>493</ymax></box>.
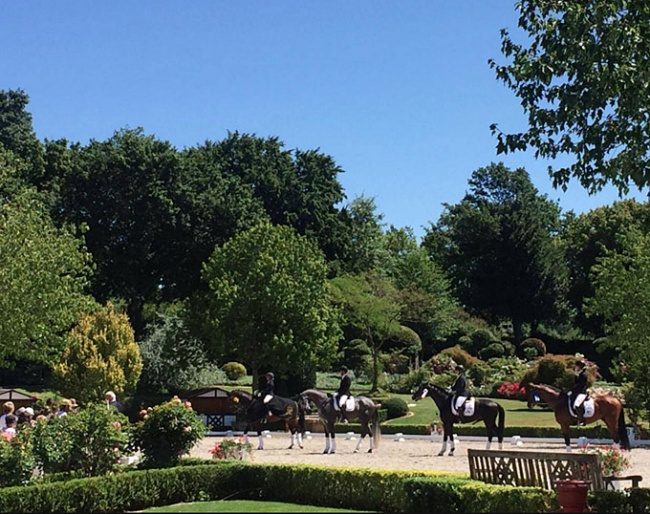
<box><xmin>129</xmin><ymin>397</ymin><xmax>205</xmax><ymax>468</ymax></box>
<box><xmin>478</xmin><ymin>342</ymin><xmax>506</xmax><ymax>360</ymax></box>
<box><xmin>519</xmin><ymin>338</ymin><xmax>547</xmax><ymax>358</ymax></box>
<box><xmin>222</xmin><ymin>362</ymin><xmax>247</xmax><ymax>381</ymax></box>
<box><xmin>0</xmin><ymin>430</ymin><xmax>34</xmax><ymax>486</ymax></box>
<box><xmin>520</xmin><ymin>354</ymin><xmax>592</xmax><ymax>392</ymax></box>
<box><xmin>439</xmin><ymin>345</ymin><xmax>481</xmax><ymax>369</ymax></box>
<box><xmin>381</xmin><ymin>396</ymin><xmax>409</xmax><ymax>420</ymax></box>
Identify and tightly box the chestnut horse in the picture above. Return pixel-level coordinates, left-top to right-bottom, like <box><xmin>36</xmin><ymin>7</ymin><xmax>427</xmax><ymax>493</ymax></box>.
<box><xmin>528</xmin><ymin>383</ymin><xmax>630</xmax><ymax>451</ymax></box>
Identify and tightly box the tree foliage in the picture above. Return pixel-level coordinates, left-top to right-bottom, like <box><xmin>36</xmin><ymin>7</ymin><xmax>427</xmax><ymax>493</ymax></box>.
<box><xmin>0</xmin><ymin>185</ymin><xmax>95</xmax><ymax>365</ymax></box>
<box><xmin>490</xmin><ymin>0</ymin><xmax>650</xmax><ymax>193</ymax></box>
<box><xmin>52</xmin><ymin>303</ymin><xmax>143</xmax><ymax>403</ymax></box>
<box><xmin>586</xmin><ymin>228</ymin><xmax>650</xmax><ymax>423</ymax></box>
<box><xmin>423</xmin><ymin>163</ymin><xmax>569</xmax><ymax>342</ymax></box>
<box><xmin>329</xmin><ymin>272</ymin><xmax>403</xmax><ymax>392</ymax></box>
<box><xmin>560</xmin><ymin>199</ymin><xmax>650</xmax><ymax>335</ymax></box>
<box><xmin>202</xmin><ymin>222</ymin><xmax>340</xmax><ymax>390</ymax></box>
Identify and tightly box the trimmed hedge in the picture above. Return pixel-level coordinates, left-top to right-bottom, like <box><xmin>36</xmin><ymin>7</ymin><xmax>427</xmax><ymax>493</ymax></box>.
<box><xmin>0</xmin><ymin>459</ymin><xmax>565</xmax><ymax>513</ymax></box>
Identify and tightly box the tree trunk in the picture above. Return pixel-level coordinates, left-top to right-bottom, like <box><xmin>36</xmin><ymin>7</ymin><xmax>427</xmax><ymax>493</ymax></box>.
<box><xmin>371</xmin><ymin>348</ymin><xmax>379</xmax><ymax>393</ymax></box>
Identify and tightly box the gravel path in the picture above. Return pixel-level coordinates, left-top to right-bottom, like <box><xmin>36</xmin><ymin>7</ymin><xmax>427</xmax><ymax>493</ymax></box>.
<box><xmin>188</xmin><ymin>431</ymin><xmax>650</xmax><ymax>483</ymax></box>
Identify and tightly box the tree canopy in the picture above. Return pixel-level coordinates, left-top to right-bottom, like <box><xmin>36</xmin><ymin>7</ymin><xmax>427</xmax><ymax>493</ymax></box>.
<box><xmin>201</xmin><ymin>222</ymin><xmax>340</xmax><ymax>390</ymax></box>
<box><xmin>490</xmin><ymin>0</ymin><xmax>650</xmax><ymax>194</ymax></box>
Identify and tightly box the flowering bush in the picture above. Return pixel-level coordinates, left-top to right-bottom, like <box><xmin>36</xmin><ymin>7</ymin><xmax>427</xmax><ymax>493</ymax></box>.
<box><xmin>129</xmin><ymin>396</ymin><xmax>205</xmax><ymax>468</ymax></box>
<box><xmin>581</xmin><ymin>445</ymin><xmax>631</xmax><ymax>477</ymax></box>
<box><xmin>210</xmin><ymin>437</ymin><xmax>253</xmax><ymax>460</ymax></box>
<box><xmin>495</xmin><ymin>381</ymin><xmax>527</xmax><ymax>400</ymax></box>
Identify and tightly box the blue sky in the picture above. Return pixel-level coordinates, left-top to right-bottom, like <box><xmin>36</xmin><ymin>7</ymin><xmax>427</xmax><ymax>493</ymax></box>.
<box><xmin>2</xmin><ymin>2</ymin><xmax>646</xmax><ymax>240</ymax></box>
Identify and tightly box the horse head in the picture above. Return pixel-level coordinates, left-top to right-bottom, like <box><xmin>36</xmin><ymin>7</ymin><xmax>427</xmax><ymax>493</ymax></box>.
<box><xmin>411</xmin><ymin>382</ymin><xmax>431</xmax><ymax>401</ymax></box>
<box><xmin>297</xmin><ymin>393</ymin><xmax>312</xmax><ymax>414</ymax></box>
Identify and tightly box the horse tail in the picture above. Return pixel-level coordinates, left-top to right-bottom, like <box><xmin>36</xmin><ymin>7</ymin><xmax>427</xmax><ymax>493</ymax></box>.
<box><xmin>617</xmin><ymin>404</ymin><xmax>631</xmax><ymax>450</ymax></box>
<box><xmin>497</xmin><ymin>403</ymin><xmax>506</xmax><ymax>441</ymax></box>
<box><xmin>371</xmin><ymin>405</ymin><xmax>381</xmax><ymax>449</ymax></box>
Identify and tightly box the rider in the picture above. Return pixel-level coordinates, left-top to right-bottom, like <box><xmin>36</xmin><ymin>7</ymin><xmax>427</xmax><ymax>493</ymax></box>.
<box><xmin>258</xmin><ymin>372</ymin><xmax>275</xmax><ymax>417</ymax></box>
<box><xmin>570</xmin><ymin>360</ymin><xmax>588</xmax><ymax>426</ymax></box>
<box><xmin>449</xmin><ymin>365</ymin><xmax>470</xmax><ymax>416</ymax></box>
<box><xmin>335</xmin><ymin>365</ymin><xmax>352</xmax><ymax>424</ymax></box>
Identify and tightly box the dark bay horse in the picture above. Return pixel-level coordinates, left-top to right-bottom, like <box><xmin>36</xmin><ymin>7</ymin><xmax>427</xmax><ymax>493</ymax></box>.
<box><xmin>227</xmin><ymin>389</ymin><xmax>305</xmax><ymax>450</ymax></box>
<box><xmin>299</xmin><ymin>388</ymin><xmax>381</xmax><ymax>453</ymax></box>
<box><xmin>527</xmin><ymin>383</ymin><xmax>630</xmax><ymax>451</ymax></box>
<box><xmin>411</xmin><ymin>382</ymin><xmax>505</xmax><ymax>456</ymax></box>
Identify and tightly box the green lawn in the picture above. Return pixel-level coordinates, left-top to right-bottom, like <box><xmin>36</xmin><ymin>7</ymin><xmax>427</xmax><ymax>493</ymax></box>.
<box><xmin>385</xmin><ymin>394</ymin><xmax>585</xmax><ymax>427</ymax></box>
<box><xmin>141</xmin><ymin>500</ymin><xmax>374</xmax><ymax>513</ymax></box>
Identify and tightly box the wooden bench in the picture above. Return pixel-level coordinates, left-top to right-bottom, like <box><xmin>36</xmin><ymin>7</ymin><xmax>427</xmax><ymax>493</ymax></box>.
<box><xmin>468</xmin><ymin>449</ymin><xmax>605</xmax><ymax>490</ymax></box>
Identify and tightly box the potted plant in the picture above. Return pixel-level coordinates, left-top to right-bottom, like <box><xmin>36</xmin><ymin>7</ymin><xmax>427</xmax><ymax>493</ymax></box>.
<box><xmin>581</xmin><ymin>444</ymin><xmax>631</xmax><ymax>477</ymax></box>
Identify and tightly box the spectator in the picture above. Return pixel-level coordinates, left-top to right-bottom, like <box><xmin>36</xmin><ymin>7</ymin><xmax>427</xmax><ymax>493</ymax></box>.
<box><xmin>2</xmin><ymin>414</ymin><xmax>17</xmax><ymax>441</ymax></box>
<box><xmin>57</xmin><ymin>399</ymin><xmax>71</xmax><ymax>417</ymax></box>
<box><xmin>0</xmin><ymin>401</ymin><xmax>15</xmax><ymax>432</ymax></box>
<box><xmin>105</xmin><ymin>391</ymin><xmax>124</xmax><ymax>413</ymax></box>
<box><xmin>19</xmin><ymin>407</ymin><xmax>35</xmax><ymax>428</ymax></box>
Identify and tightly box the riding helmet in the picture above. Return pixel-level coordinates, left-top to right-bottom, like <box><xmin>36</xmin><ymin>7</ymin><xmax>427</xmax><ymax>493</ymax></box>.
<box><xmin>340</xmin><ymin>365</ymin><xmax>348</xmax><ymax>372</ymax></box>
<box><xmin>575</xmin><ymin>360</ymin><xmax>586</xmax><ymax>369</ymax></box>
<box><xmin>266</xmin><ymin>372</ymin><xmax>274</xmax><ymax>379</ymax></box>
<box><xmin>455</xmin><ymin>364</ymin><xmax>465</xmax><ymax>372</ymax></box>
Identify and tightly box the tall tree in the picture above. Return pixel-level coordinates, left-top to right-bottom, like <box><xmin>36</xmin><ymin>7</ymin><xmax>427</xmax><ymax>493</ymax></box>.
<box><xmin>52</xmin><ymin>128</ymin><xmax>182</xmax><ymax>337</ymax></box>
<box><xmin>0</xmin><ymin>89</ymin><xmax>44</xmax><ymax>181</ymax></box>
<box><xmin>201</xmin><ymin>222</ymin><xmax>340</xmax><ymax>391</ymax></box>
<box><xmin>561</xmin><ymin>199</ymin><xmax>650</xmax><ymax>336</ymax></box>
<box><xmin>490</xmin><ymin>0</ymin><xmax>650</xmax><ymax>193</ymax></box>
<box><xmin>586</xmin><ymin>228</ymin><xmax>650</xmax><ymax>424</ymax></box>
<box><xmin>340</xmin><ymin>195</ymin><xmax>388</xmax><ymax>274</ymax></box>
<box><xmin>423</xmin><ymin>162</ymin><xmax>568</xmax><ymax>343</ymax></box>
<box><xmin>0</xmin><ymin>182</ymin><xmax>95</xmax><ymax>365</ymax></box>
<box><xmin>329</xmin><ymin>272</ymin><xmax>403</xmax><ymax>393</ymax></box>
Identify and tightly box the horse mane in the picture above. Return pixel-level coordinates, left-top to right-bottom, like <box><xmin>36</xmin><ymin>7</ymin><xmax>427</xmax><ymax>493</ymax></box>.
<box><xmin>532</xmin><ymin>383</ymin><xmax>563</xmax><ymax>395</ymax></box>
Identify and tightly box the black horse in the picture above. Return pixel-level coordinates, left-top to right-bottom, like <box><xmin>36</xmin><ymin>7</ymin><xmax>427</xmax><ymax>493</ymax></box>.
<box><xmin>411</xmin><ymin>382</ymin><xmax>505</xmax><ymax>456</ymax></box>
<box><xmin>227</xmin><ymin>389</ymin><xmax>305</xmax><ymax>450</ymax></box>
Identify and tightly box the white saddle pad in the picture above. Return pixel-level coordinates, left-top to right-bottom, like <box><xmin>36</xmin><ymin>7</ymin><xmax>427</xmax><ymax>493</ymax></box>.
<box><xmin>345</xmin><ymin>397</ymin><xmax>355</xmax><ymax>411</ymax></box>
<box><xmin>452</xmin><ymin>398</ymin><xmax>475</xmax><ymax>417</ymax></box>
<box><xmin>568</xmin><ymin>397</ymin><xmax>595</xmax><ymax>418</ymax></box>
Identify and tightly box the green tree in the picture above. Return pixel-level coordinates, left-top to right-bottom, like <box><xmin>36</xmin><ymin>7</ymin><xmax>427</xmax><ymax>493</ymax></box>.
<box><xmin>51</xmin><ymin>128</ymin><xmax>183</xmax><ymax>337</ymax></box>
<box><xmin>561</xmin><ymin>199</ymin><xmax>650</xmax><ymax>335</ymax></box>
<box><xmin>52</xmin><ymin>302</ymin><xmax>143</xmax><ymax>403</ymax></box>
<box><xmin>490</xmin><ymin>0</ymin><xmax>650</xmax><ymax>193</ymax></box>
<box><xmin>423</xmin><ymin>162</ymin><xmax>569</xmax><ymax>343</ymax></box>
<box><xmin>202</xmin><ymin>222</ymin><xmax>339</xmax><ymax>391</ymax></box>
<box><xmin>0</xmin><ymin>89</ymin><xmax>44</xmax><ymax>181</ymax></box>
<box><xmin>586</xmin><ymin>228</ymin><xmax>650</xmax><ymax>424</ymax></box>
<box><xmin>0</xmin><ymin>186</ymin><xmax>95</xmax><ymax>365</ymax></box>
<box><xmin>340</xmin><ymin>195</ymin><xmax>388</xmax><ymax>274</ymax></box>
<box><xmin>329</xmin><ymin>272</ymin><xmax>403</xmax><ymax>393</ymax></box>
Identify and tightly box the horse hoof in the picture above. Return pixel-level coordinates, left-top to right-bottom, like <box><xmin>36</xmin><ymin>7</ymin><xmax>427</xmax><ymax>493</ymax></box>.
<box><xmin>437</xmin><ymin>452</ymin><xmax>444</xmax><ymax>457</ymax></box>
<box><xmin>367</xmin><ymin>449</ymin><xmax>373</xmax><ymax>453</ymax></box>
<box><xmin>330</xmin><ymin>451</ymin><xmax>335</xmax><ymax>454</ymax></box>
<box><xmin>353</xmin><ymin>449</ymin><xmax>359</xmax><ymax>453</ymax></box>
<box><xmin>322</xmin><ymin>450</ymin><xmax>329</xmax><ymax>454</ymax></box>
<box><xmin>448</xmin><ymin>453</ymin><xmax>454</xmax><ymax>457</ymax></box>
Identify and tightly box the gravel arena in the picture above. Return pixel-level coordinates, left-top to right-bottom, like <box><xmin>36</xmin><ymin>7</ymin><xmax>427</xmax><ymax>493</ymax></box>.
<box><xmin>188</xmin><ymin>431</ymin><xmax>650</xmax><ymax>482</ymax></box>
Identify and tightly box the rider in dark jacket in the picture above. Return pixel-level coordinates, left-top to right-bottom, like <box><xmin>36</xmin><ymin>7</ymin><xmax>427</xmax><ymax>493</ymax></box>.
<box><xmin>570</xmin><ymin>361</ymin><xmax>588</xmax><ymax>425</ymax></box>
<box><xmin>449</xmin><ymin>365</ymin><xmax>470</xmax><ymax>415</ymax></box>
<box><xmin>336</xmin><ymin>366</ymin><xmax>352</xmax><ymax>423</ymax></box>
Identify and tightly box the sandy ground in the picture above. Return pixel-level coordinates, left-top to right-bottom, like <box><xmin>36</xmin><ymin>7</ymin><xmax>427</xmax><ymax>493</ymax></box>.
<box><xmin>187</xmin><ymin>431</ymin><xmax>650</xmax><ymax>484</ymax></box>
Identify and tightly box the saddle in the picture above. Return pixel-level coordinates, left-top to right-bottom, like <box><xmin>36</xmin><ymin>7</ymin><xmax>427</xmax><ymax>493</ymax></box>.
<box><xmin>451</xmin><ymin>396</ymin><xmax>475</xmax><ymax>417</ymax></box>
<box><xmin>568</xmin><ymin>393</ymin><xmax>594</xmax><ymax>419</ymax></box>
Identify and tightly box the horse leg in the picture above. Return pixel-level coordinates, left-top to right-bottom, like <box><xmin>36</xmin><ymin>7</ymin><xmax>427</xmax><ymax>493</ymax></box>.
<box><xmin>447</xmin><ymin>424</ymin><xmax>456</xmax><ymax>456</ymax></box>
<box><xmin>323</xmin><ymin>428</ymin><xmax>331</xmax><ymax>454</ymax></box>
<box><xmin>562</xmin><ymin>424</ymin><xmax>572</xmax><ymax>452</ymax></box>
<box><xmin>330</xmin><ymin>425</ymin><xmax>337</xmax><ymax>454</ymax></box>
<box><xmin>288</xmin><ymin>429</ymin><xmax>295</xmax><ymax>449</ymax></box>
<box><xmin>485</xmin><ymin>420</ymin><xmax>494</xmax><ymax>450</ymax></box>
<box><xmin>298</xmin><ymin>430</ymin><xmax>303</xmax><ymax>449</ymax></box>
<box><xmin>438</xmin><ymin>432</ymin><xmax>448</xmax><ymax>457</ymax></box>
<box><xmin>258</xmin><ymin>429</ymin><xmax>264</xmax><ymax>450</ymax></box>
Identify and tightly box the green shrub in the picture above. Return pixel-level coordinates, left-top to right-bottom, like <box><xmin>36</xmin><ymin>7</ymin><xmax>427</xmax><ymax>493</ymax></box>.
<box><xmin>31</xmin><ymin>404</ymin><xmax>128</xmax><ymax>477</ymax></box>
<box><xmin>472</xmin><ymin>328</ymin><xmax>497</xmax><ymax>347</ymax></box>
<box><xmin>382</xmin><ymin>397</ymin><xmax>409</xmax><ymax>420</ymax></box>
<box><xmin>222</xmin><ymin>361</ymin><xmax>247</xmax><ymax>380</ymax></box>
<box><xmin>522</xmin><ymin>346</ymin><xmax>539</xmax><ymax>361</ymax></box>
<box><xmin>521</xmin><ymin>354</ymin><xmax>590</xmax><ymax>391</ymax></box>
<box><xmin>390</xmin><ymin>368</ymin><xmax>432</xmax><ymax>394</ymax></box>
<box><xmin>0</xmin><ymin>429</ymin><xmax>35</xmax><ymax>486</ymax></box>
<box><xmin>439</xmin><ymin>345</ymin><xmax>481</xmax><ymax>369</ymax></box>
<box><xmin>519</xmin><ymin>338</ymin><xmax>547</xmax><ymax>357</ymax></box>
<box><xmin>478</xmin><ymin>342</ymin><xmax>506</xmax><ymax>361</ymax></box>
<box><xmin>129</xmin><ymin>398</ymin><xmax>205</xmax><ymax>468</ymax></box>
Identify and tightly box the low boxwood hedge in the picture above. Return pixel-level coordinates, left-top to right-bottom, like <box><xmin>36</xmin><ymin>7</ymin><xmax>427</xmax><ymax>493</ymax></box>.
<box><xmin>0</xmin><ymin>460</ymin><xmax>571</xmax><ymax>513</ymax></box>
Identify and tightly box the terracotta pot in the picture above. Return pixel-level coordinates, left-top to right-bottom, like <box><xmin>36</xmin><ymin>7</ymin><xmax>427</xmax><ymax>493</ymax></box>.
<box><xmin>555</xmin><ymin>479</ymin><xmax>591</xmax><ymax>512</ymax></box>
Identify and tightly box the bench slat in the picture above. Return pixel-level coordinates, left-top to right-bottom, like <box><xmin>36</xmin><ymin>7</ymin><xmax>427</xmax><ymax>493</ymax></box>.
<box><xmin>468</xmin><ymin>449</ymin><xmax>605</xmax><ymax>490</ymax></box>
